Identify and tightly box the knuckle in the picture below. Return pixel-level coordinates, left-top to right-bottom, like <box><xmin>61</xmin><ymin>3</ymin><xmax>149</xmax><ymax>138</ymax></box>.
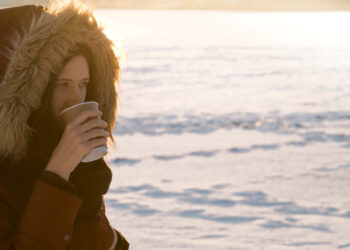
<box><xmin>77</xmin><ymin>143</ymin><xmax>85</xmax><ymax>151</ymax></box>
<box><xmin>65</xmin><ymin>123</ymin><xmax>73</xmax><ymax>131</ymax></box>
<box><xmin>78</xmin><ymin>136</ymin><xmax>85</xmax><ymax>144</ymax></box>
<box><xmin>71</xmin><ymin>129</ymin><xmax>79</xmax><ymax>139</ymax></box>
<box><xmin>77</xmin><ymin>109</ymin><xmax>89</xmax><ymax>119</ymax></box>
<box><xmin>92</xmin><ymin>128</ymin><xmax>100</xmax><ymax>134</ymax></box>
<box><xmin>93</xmin><ymin>119</ymin><xmax>104</xmax><ymax>128</ymax></box>
<box><xmin>81</xmin><ymin>143</ymin><xmax>89</xmax><ymax>151</ymax></box>
<box><xmin>83</xmin><ymin>120</ymin><xmax>95</xmax><ymax>130</ymax></box>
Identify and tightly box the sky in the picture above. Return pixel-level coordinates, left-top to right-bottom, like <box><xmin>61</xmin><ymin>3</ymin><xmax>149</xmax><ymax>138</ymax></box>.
<box><xmin>1</xmin><ymin>0</ymin><xmax>350</xmax><ymax>10</ymax></box>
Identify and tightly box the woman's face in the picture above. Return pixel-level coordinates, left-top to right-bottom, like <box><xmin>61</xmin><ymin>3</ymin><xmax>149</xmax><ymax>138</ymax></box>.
<box><xmin>51</xmin><ymin>55</ymin><xmax>89</xmax><ymax>126</ymax></box>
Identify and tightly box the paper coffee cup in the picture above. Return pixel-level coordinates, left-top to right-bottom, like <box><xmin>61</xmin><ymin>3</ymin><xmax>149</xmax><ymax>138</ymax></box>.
<box><xmin>59</xmin><ymin>101</ymin><xmax>108</xmax><ymax>162</ymax></box>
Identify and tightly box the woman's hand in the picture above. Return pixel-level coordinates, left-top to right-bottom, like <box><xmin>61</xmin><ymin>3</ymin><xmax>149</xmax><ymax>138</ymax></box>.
<box><xmin>45</xmin><ymin>109</ymin><xmax>110</xmax><ymax>181</ymax></box>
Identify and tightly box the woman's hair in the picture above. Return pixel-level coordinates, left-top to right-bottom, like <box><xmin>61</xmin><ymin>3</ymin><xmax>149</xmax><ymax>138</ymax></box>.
<box><xmin>27</xmin><ymin>43</ymin><xmax>112</xmax><ymax>164</ymax></box>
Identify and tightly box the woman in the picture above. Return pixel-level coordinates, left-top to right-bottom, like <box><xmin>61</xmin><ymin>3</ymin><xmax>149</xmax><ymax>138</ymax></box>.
<box><xmin>0</xmin><ymin>1</ymin><xmax>129</xmax><ymax>249</ymax></box>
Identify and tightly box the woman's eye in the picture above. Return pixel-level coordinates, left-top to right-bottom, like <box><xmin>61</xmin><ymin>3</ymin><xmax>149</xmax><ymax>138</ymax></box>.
<box><xmin>56</xmin><ymin>81</ymin><xmax>88</xmax><ymax>87</ymax></box>
<box><xmin>57</xmin><ymin>82</ymin><xmax>68</xmax><ymax>87</ymax></box>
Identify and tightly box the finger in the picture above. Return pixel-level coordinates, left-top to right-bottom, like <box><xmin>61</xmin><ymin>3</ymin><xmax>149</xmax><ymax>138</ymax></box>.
<box><xmin>85</xmin><ymin>137</ymin><xmax>107</xmax><ymax>151</ymax></box>
<box><xmin>76</xmin><ymin>118</ymin><xmax>108</xmax><ymax>135</ymax></box>
<box><xmin>81</xmin><ymin>128</ymin><xmax>109</xmax><ymax>143</ymax></box>
<box><xmin>70</xmin><ymin>109</ymin><xmax>102</xmax><ymax>127</ymax></box>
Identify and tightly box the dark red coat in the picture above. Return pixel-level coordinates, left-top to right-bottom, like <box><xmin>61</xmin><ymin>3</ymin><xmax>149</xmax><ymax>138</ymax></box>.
<box><xmin>0</xmin><ymin>174</ymin><xmax>129</xmax><ymax>249</ymax></box>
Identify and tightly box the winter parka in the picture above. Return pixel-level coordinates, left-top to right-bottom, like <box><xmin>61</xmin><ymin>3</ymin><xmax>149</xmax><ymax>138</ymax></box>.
<box><xmin>0</xmin><ymin>1</ymin><xmax>129</xmax><ymax>249</ymax></box>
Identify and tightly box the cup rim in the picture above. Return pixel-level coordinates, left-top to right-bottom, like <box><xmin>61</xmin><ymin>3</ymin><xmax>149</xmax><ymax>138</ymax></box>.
<box><xmin>59</xmin><ymin>101</ymin><xmax>98</xmax><ymax>116</ymax></box>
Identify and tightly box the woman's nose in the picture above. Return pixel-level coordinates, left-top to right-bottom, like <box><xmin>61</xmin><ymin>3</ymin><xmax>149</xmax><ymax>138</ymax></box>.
<box><xmin>68</xmin><ymin>86</ymin><xmax>84</xmax><ymax>106</ymax></box>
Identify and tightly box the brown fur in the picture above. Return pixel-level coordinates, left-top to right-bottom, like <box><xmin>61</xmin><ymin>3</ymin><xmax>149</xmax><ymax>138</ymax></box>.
<box><xmin>0</xmin><ymin>1</ymin><xmax>121</xmax><ymax>164</ymax></box>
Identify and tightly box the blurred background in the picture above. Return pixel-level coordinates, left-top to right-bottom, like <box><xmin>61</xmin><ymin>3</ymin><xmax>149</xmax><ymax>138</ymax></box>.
<box><xmin>2</xmin><ymin>0</ymin><xmax>350</xmax><ymax>249</ymax></box>
<box><xmin>2</xmin><ymin>0</ymin><xmax>350</xmax><ymax>10</ymax></box>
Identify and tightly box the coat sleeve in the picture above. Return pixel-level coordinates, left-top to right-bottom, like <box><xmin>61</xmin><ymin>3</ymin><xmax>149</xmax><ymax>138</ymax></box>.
<box><xmin>102</xmin><ymin>200</ymin><xmax>130</xmax><ymax>250</ymax></box>
<box><xmin>0</xmin><ymin>177</ymin><xmax>129</xmax><ymax>249</ymax></box>
<box><xmin>69</xmin><ymin>198</ymin><xmax>129</xmax><ymax>250</ymax></box>
<box><xmin>113</xmin><ymin>228</ymin><xmax>130</xmax><ymax>250</ymax></box>
<box><xmin>0</xmin><ymin>179</ymin><xmax>83</xmax><ymax>249</ymax></box>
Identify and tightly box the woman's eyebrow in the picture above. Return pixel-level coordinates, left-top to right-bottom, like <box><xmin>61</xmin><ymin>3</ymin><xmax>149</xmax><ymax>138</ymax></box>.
<box><xmin>57</xmin><ymin>77</ymin><xmax>90</xmax><ymax>81</ymax></box>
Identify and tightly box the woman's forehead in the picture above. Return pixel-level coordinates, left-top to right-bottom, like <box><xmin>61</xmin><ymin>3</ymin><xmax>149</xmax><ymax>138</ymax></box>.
<box><xmin>57</xmin><ymin>55</ymin><xmax>90</xmax><ymax>80</ymax></box>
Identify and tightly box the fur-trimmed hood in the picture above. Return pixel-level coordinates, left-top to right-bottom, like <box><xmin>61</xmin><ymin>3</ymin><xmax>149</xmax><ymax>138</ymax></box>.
<box><xmin>0</xmin><ymin>1</ymin><xmax>121</xmax><ymax>164</ymax></box>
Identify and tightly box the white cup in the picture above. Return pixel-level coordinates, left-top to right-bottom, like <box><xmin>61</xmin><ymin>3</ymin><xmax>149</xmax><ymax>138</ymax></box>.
<box><xmin>59</xmin><ymin>101</ymin><xmax>108</xmax><ymax>162</ymax></box>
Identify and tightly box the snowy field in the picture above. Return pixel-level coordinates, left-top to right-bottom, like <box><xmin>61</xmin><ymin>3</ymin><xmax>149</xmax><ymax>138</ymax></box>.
<box><xmin>95</xmin><ymin>10</ymin><xmax>350</xmax><ymax>249</ymax></box>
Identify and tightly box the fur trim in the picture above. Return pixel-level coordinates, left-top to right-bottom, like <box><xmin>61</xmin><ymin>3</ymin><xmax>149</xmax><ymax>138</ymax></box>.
<box><xmin>0</xmin><ymin>1</ymin><xmax>121</xmax><ymax>163</ymax></box>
